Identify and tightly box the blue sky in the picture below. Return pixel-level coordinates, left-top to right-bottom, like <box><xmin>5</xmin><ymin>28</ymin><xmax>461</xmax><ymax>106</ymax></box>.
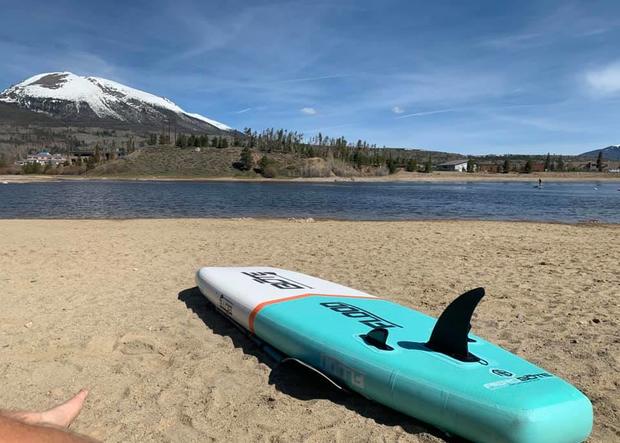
<box><xmin>1</xmin><ymin>0</ymin><xmax>620</xmax><ymax>154</ymax></box>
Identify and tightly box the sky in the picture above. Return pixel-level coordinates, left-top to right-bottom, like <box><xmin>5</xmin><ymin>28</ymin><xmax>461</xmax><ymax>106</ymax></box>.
<box><xmin>1</xmin><ymin>0</ymin><xmax>620</xmax><ymax>155</ymax></box>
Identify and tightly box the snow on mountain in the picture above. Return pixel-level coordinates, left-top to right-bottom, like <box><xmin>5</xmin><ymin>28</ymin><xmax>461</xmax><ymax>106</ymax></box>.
<box><xmin>0</xmin><ymin>72</ymin><xmax>231</xmax><ymax>131</ymax></box>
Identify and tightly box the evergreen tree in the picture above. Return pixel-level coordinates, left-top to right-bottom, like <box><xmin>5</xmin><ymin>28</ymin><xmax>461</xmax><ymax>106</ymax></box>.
<box><xmin>544</xmin><ymin>153</ymin><xmax>551</xmax><ymax>171</ymax></box>
<box><xmin>466</xmin><ymin>159</ymin><xmax>475</xmax><ymax>173</ymax></box>
<box><xmin>557</xmin><ymin>156</ymin><xmax>565</xmax><ymax>171</ymax></box>
<box><xmin>596</xmin><ymin>151</ymin><xmax>603</xmax><ymax>172</ymax></box>
<box><xmin>148</xmin><ymin>133</ymin><xmax>158</xmax><ymax>145</ymax></box>
<box><xmin>238</xmin><ymin>147</ymin><xmax>254</xmax><ymax>171</ymax></box>
<box><xmin>221</xmin><ymin>137</ymin><xmax>229</xmax><ymax>148</ymax></box>
<box><xmin>93</xmin><ymin>144</ymin><xmax>102</xmax><ymax>164</ymax></box>
<box><xmin>387</xmin><ymin>158</ymin><xmax>397</xmax><ymax>174</ymax></box>
<box><xmin>176</xmin><ymin>134</ymin><xmax>187</xmax><ymax>148</ymax></box>
<box><xmin>523</xmin><ymin>159</ymin><xmax>533</xmax><ymax>173</ymax></box>
<box><xmin>405</xmin><ymin>158</ymin><xmax>417</xmax><ymax>172</ymax></box>
<box><xmin>424</xmin><ymin>155</ymin><xmax>433</xmax><ymax>173</ymax></box>
<box><xmin>258</xmin><ymin>156</ymin><xmax>277</xmax><ymax>178</ymax></box>
<box><xmin>502</xmin><ymin>158</ymin><xmax>511</xmax><ymax>173</ymax></box>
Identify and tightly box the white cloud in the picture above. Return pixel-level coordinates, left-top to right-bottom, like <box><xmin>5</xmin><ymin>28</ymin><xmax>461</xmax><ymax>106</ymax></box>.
<box><xmin>391</xmin><ymin>106</ymin><xmax>404</xmax><ymax>114</ymax></box>
<box><xmin>586</xmin><ymin>62</ymin><xmax>620</xmax><ymax>95</ymax></box>
<box><xmin>300</xmin><ymin>107</ymin><xmax>317</xmax><ymax>115</ymax></box>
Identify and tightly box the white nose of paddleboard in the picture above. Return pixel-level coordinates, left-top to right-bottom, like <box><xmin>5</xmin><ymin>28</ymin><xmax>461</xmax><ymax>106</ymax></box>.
<box><xmin>196</xmin><ymin>266</ymin><xmax>374</xmax><ymax>330</ymax></box>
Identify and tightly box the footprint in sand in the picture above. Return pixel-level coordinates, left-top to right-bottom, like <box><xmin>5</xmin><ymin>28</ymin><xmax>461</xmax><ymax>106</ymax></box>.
<box><xmin>114</xmin><ymin>333</ymin><xmax>167</xmax><ymax>356</ymax></box>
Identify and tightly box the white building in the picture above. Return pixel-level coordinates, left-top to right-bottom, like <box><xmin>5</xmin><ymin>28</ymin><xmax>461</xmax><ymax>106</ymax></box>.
<box><xmin>436</xmin><ymin>159</ymin><xmax>470</xmax><ymax>172</ymax></box>
<box><xmin>16</xmin><ymin>151</ymin><xmax>67</xmax><ymax>167</ymax></box>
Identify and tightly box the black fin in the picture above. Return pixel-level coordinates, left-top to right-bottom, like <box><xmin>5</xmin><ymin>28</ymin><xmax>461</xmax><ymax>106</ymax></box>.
<box><xmin>426</xmin><ymin>287</ymin><xmax>485</xmax><ymax>361</ymax></box>
<box><xmin>361</xmin><ymin>327</ymin><xmax>393</xmax><ymax>350</ymax></box>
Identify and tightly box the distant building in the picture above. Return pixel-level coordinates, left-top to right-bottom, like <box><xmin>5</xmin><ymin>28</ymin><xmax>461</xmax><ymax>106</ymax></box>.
<box><xmin>477</xmin><ymin>162</ymin><xmax>502</xmax><ymax>173</ymax></box>
<box><xmin>436</xmin><ymin>159</ymin><xmax>470</xmax><ymax>172</ymax></box>
<box><xmin>581</xmin><ymin>161</ymin><xmax>607</xmax><ymax>171</ymax></box>
<box><xmin>15</xmin><ymin>151</ymin><xmax>67</xmax><ymax>167</ymax></box>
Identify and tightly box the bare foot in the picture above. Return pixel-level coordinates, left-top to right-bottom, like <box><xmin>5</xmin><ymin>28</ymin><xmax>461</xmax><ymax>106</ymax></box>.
<box><xmin>38</xmin><ymin>389</ymin><xmax>89</xmax><ymax>428</ymax></box>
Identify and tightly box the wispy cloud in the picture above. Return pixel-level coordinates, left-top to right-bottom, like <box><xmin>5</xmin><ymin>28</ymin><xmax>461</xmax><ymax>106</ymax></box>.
<box><xmin>479</xmin><ymin>3</ymin><xmax>620</xmax><ymax>50</ymax></box>
<box><xmin>585</xmin><ymin>61</ymin><xmax>620</xmax><ymax>95</ymax></box>
<box><xmin>391</xmin><ymin>106</ymin><xmax>404</xmax><ymax>114</ymax></box>
<box><xmin>481</xmin><ymin>32</ymin><xmax>545</xmax><ymax>49</ymax></box>
<box><xmin>396</xmin><ymin>108</ymin><xmax>456</xmax><ymax>119</ymax></box>
<box><xmin>300</xmin><ymin>107</ymin><xmax>317</xmax><ymax>115</ymax></box>
<box><xmin>235</xmin><ymin>107</ymin><xmax>252</xmax><ymax>114</ymax></box>
<box><xmin>274</xmin><ymin>74</ymin><xmax>351</xmax><ymax>84</ymax></box>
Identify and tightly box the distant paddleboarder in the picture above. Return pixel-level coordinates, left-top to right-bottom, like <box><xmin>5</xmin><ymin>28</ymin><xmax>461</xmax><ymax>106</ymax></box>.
<box><xmin>538</xmin><ymin>178</ymin><xmax>542</xmax><ymax>188</ymax></box>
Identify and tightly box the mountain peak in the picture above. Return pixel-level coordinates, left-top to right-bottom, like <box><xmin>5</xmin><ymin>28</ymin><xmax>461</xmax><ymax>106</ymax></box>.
<box><xmin>0</xmin><ymin>72</ymin><xmax>231</xmax><ymax>132</ymax></box>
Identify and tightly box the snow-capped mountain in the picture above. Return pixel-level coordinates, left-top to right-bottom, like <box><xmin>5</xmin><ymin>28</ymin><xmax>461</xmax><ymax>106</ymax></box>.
<box><xmin>0</xmin><ymin>72</ymin><xmax>232</xmax><ymax>133</ymax></box>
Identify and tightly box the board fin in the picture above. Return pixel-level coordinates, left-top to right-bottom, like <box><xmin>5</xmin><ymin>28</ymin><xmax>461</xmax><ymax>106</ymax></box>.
<box><xmin>361</xmin><ymin>327</ymin><xmax>393</xmax><ymax>350</ymax></box>
<box><xmin>426</xmin><ymin>287</ymin><xmax>485</xmax><ymax>362</ymax></box>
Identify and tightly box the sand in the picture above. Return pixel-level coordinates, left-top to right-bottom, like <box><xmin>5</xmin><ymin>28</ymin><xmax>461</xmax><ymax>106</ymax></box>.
<box><xmin>0</xmin><ymin>219</ymin><xmax>617</xmax><ymax>442</ymax></box>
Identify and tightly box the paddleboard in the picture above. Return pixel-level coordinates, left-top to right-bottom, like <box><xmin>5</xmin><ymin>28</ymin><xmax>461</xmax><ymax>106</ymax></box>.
<box><xmin>196</xmin><ymin>266</ymin><xmax>592</xmax><ymax>443</ymax></box>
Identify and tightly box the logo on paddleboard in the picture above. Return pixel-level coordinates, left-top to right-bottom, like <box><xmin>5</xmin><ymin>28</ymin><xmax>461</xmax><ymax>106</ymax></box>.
<box><xmin>320</xmin><ymin>301</ymin><xmax>402</xmax><ymax>329</ymax></box>
<box><xmin>484</xmin><ymin>371</ymin><xmax>553</xmax><ymax>390</ymax></box>
<box><xmin>242</xmin><ymin>271</ymin><xmax>313</xmax><ymax>290</ymax></box>
<box><xmin>219</xmin><ymin>294</ymin><xmax>233</xmax><ymax>316</ymax></box>
<box><xmin>320</xmin><ymin>354</ymin><xmax>365</xmax><ymax>389</ymax></box>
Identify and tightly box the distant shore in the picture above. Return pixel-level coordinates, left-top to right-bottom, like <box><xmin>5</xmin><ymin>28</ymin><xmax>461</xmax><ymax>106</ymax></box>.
<box><xmin>2</xmin><ymin>171</ymin><xmax>620</xmax><ymax>184</ymax></box>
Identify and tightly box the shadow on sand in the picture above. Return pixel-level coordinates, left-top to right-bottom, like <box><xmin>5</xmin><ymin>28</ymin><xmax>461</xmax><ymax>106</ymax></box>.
<box><xmin>178</xmin><ymin>286</ymin><xmax>465</xmax><ymax>442</ymax></box>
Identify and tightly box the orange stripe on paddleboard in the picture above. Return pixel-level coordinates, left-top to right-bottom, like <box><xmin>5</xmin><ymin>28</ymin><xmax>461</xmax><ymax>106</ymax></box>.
<box><xmin>248</xmin><ymin>293</ymin><xmax>377</xmax><ymax>333</ymax></box>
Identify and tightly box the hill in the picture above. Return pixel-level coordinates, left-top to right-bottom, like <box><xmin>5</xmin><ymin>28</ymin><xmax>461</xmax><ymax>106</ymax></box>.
<box><xmin>86</xmin><ymin>142</ymin><xmax>469</xmax><ymax>178</ymax></box>
<box><xmin>578</xmin><ymin>145</ymin><xmax>620</xmax><ymax>160</ymax></box>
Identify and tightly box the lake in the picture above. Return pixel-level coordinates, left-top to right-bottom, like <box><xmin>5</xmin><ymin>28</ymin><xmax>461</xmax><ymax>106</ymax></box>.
<box><xmin>0</xmin><ymin>180</ymin><xmax>618</xmax><ymax>223</ymax></box>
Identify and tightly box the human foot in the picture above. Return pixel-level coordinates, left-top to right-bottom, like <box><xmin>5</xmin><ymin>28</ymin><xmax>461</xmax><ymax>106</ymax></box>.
<box><xmin>38</xmin><ymin>389</ymin><xmax>89</xmax><ymax>428</ymax></box>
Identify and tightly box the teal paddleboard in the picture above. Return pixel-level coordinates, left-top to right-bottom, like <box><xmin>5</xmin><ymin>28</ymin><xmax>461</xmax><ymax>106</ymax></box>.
<box><xmin>196</xmin><ymin>267</ymin><xmax>592</xmax><ymax>443</ymax></box>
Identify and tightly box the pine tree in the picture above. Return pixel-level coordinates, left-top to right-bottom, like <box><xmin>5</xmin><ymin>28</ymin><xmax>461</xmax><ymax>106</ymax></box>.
<box><xmin>524</xmin><ymin>159</ymin><xmax>533</xmax><ymax>173</ymax></box>
<box><xmin>557</xmin><ymin>156</ymin><xmax>564</xmax><ymax>171</ymax></box>
<box><xmin>176</xmin><ymin>134</ymin><xmax>187</xmax><ymax>148</ymax></box>
<box><xmin>466</xmin><ymin>159</ymin><xmax>475</xmax><ymax>173</ymax></box>
<box><xmin>93</xmin><ymin>144</ymin><xmax>101</xmax><ymax>164</ymax></box>
<box><xmin>386</xmin><ymin>158</ymin><xmax>397</xmax><ymax>174</ymax></box>
<box><xmin>544</xmin><ymin>153</ymin><xmax>551</xmax><ymax>171</ymax></box>
<box><xmin>596</xmin><ymin>151</ymin><xmax>603</xmax><ymax>172</ymax></box>
<box><xmin>405</xmin><ymin>158</ymin><xmax>417</xmax><ymax>172</ymax></box>
<box><xmin>424</xmin><ymin>155</ymin><xmax>432</xmax><ymax>173</ymax></box>
<box><xmin>239</xmin><ymin>147</ymin><xmax>254</xmax><ymax>171</ymax></box>
<box><xmin>502</xmin><ymin>159</ymin><xmax>510</xmax><ymax>173</ymax></box>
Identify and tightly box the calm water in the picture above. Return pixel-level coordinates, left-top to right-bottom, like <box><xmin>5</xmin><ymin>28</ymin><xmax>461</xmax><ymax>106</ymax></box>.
<box><xmin>0</xmin><ymin>180</ymin><xmax>618</xmax><ymax>223</ymax></box>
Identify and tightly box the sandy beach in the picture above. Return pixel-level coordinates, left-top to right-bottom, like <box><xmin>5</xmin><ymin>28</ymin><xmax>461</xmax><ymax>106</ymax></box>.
<box><xmin>0</xmin><ymin>219</ymin><xmax>617</xmax><ymax>442</ymax></box>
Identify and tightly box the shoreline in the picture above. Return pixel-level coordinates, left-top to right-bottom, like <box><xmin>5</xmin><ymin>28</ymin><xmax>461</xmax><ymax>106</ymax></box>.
<box><xmin>0</xmin><ymin>216</ymin><xmax>616</xmax><ymax>226</ymax></box>
<box><xmin>2</xmin><ymin>171</ymin><xmax>620</xmax><ymax>184</ymax></box>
